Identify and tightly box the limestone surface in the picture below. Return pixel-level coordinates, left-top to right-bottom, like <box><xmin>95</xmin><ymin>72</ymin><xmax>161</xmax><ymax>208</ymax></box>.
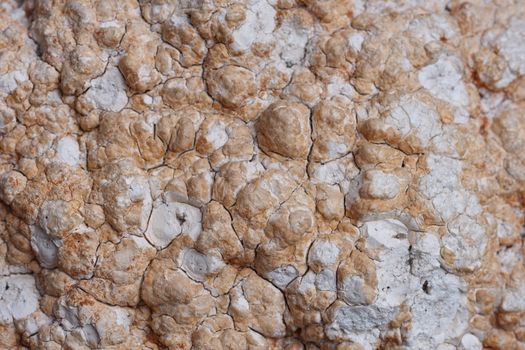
<box><xmin>0</xmin><ymin>0</ymin><xmax>524</xmax><ymax>349</ymax></box>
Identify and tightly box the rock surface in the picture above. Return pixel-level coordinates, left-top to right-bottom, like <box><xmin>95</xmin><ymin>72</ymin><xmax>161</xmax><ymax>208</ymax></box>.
<box><xmin>0</xmin><ymin>0</ymin><xmax>524</xmax><ymax>349</ymax></box>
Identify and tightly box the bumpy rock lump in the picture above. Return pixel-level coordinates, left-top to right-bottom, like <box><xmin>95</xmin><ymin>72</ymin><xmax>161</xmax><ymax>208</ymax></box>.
<box><xmin>1</xmin><ymin>0</ymin><xmax>525</xmax><ymax>349</ymax></box>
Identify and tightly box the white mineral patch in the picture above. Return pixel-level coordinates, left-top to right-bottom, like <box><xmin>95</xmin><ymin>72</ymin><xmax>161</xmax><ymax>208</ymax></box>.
<box><xmin>386</xmin><ymin>96</ymin><xmax>442</xmax><ymax>147</ymax></box>
<box><xmin>99</xmin><ymin>20</ymin><xmax>120</xmax><ymax>28</ymax></box>
<box><xmin>326</xmin><ymin>75</ymin><xmax>356</xmax><ymax>98</ymax></box>
<box><xmin>311</xmin><ymin>160</ymin><xmax>348</xmax><ymax>185</ymax></box>
<box><xmin>0</xmin><ymin>70</ymin><xmax>28</xmax><ymax>94</ymax></box>
<box><xmin>418</xmin><ymin>56</ymin><xmax>469</xmax><ymax>123</ymax></box>
<box><xmin>408</xmin><ymin>14</ymin><xmax>457</xmax><ymax>44</ymax></box>
<box><xmin>501</xmin><ymin>281</ymin><xmax>525</xmax><ymax>312</ymax></box>
<box><xmin>231</xmin><ymin>0</ymin><xmax>276</xmax><ymax>52</ymax></box>
<box><xmin>409</xmin><ymin>233</ymin><xmax>442</xmax><ymax>276</ymax></box>
<box><xmin>356</xmin><ymin>219</ymin><xmax>471</xmax><ymax>348</ymax></box>
<box><xmin>326</xmin><ymin>304</ymin><xmax>395</xmax><ymax>348</ymax></box>
<box><xmin>267</xmin><ymin>265</ymin><xmax>298</xmax><ymax>289</ymax></box>
<box><xmin>419</xmin><ymin>155</ymin><xmax>462</xmax><ymax>200</ymax></box>
<box><xmin>497</xmin><ymin>245</ymin><xmax>523</xmax><ymax>274</ymax></box>
<box><xmin>206</xmin><ymin>121</ymin><xmax>229</xmax><ymax>150</ymax></box>
<box><xmin>0</xmin><ymin>275</ymin><xmax>40</xmax><ymax>324</ymax></box>
<box><xmin>95</xmin><ymin>307</ymin><xmax>131</xmax><ymax>346</ymax></box>
<box><xmin>348</xmin><ymin>32</ymin><xmax>365</xmax><ymax>52</ymax></box>
<box><xmin>55</xmin><ymin>299</ymin><xmax>80</xmax><ymax>330</ymax></box>
<box><xmin>443</xmin><ymin>214</ymin><xmax>486</xmax><ymax>271</ymax></box>
<box><xmin>365</xmin><ymin>170</ymin><xmax>401</xmax><ymax>199</ymax></box>
<box><xmin>181</xmin><ymin>248</ymin><xmax>210</xmax><ymax>281</ymax></box>
<box><xmin>145</xmin><ymin>201</ymin><xmax>202</xmax><ymax>248</ymax></box>
<box><xmin>145</xmin><ymin>202</ymin><xmax>182</xmax><ymax>249</ymax></box>
<box><xmin>20</xmin><ymin>311</ymin><xmax>51</xmax><ymax>337</ymax></box>
<box><xmin>308</xmin><ymin>239</ymin><xmax>340</xmax><ymax>267</ymax></box>
<box><xmin>326</xmin><ymin>141</ymin><xmax>349</xmax><ymax>160</ymax></box>
<box><xmin>407</xmin><ymin>270</ymin><xmax>469</xmax><ymax>348</ymax></box>
<box><xmin>297</xmin><ymin>270</ymin><xmax>316</xmax><ymax>295</ymax></box>
<box><xmin>362</xmin><ymin>220</ymin><xmax>413</xmax><ymax>307</ymax></box>
<box><xmin>230</xmin><ymin>287</ymin><xmax>250</xmax><ymax>312</ymax></box>
<box><xmin>172</xmin><ymin>202</ymin><xmax>202</xmax><ymax>240</ymax></box>
<box><xmin>82</xmin><ymin>324</ymin><xmax>101</xmax><ymax>346</ymax></box>
<box><xmin>125</xmin><ymin>175</ymin><xmax>153</xmax><ymax>233</ymax></box>
<box><xmin>84</xmin><ymin>67</ymin><xmax>128</xmax><ymax>112</ymax></box>
<box><xmin>54</xmin><ymin>136</ymin><xmax>81</xmax><ymax>166</ymax></box>
<box><xmin>497</xmin><ymin>18</ymin><xmax>525</xmax><ymax>76</ymax></box>
<box><xmin>340</xmin><ymin>275</ymin><xmax>367</xmax><ymax>304</ymax></box>
<box><xmin>30</xmin><ymin>224</ymin><xmax>59</xmax><ymax>269</ymax></box>
<box><xmin>272</xmin><ymin>16</ymin><xmax>310</xmax><ymax>68</ymax></box>
<box><xmin>315</xmin><ymin>269</ymin><xmax>336</xmax><ymax>292</ymax></box>
<box><xmin>461</xmin><ymin>333</ymin><xmax>482</xmax><ymax>350</ymax></box>
<box><xmin>361</xmin><ymin>219</ymin><xmax>409</xmax><ymax>253</ymax></box>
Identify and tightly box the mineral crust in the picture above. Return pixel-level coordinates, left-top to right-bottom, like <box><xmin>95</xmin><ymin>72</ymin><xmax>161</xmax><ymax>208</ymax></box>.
<box><xmin>0</xmin><ymin>0</ymin><xmax>524</xmax><ymax>349</ymax></box>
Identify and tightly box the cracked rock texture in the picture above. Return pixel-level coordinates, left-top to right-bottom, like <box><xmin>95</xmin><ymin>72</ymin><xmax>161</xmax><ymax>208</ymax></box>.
<box><xmin>0</xmin><ymin>0</ymin><xmax>525</xmax><ymax>349</ymax></box>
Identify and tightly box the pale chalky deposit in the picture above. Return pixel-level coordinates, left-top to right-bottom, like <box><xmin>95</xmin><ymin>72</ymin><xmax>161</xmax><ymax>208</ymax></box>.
<box><xmin>1</xmin><ymin>0</ymin><xmax>525</xmax><ymax>349</ymax></box>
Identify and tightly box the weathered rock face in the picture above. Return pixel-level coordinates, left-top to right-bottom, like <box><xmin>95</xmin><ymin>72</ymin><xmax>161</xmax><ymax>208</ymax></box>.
<box><xmin>0</xmin><ymin>0</ymin><xmax>524</xmax><ymax>349</ymax></box>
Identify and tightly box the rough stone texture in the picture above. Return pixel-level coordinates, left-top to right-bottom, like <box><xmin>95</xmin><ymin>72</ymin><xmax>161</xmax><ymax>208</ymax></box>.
<box><xmin>0</xmin><ymin>0</ymin><xmax>524</xmax><ymax>349</ymax></box>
